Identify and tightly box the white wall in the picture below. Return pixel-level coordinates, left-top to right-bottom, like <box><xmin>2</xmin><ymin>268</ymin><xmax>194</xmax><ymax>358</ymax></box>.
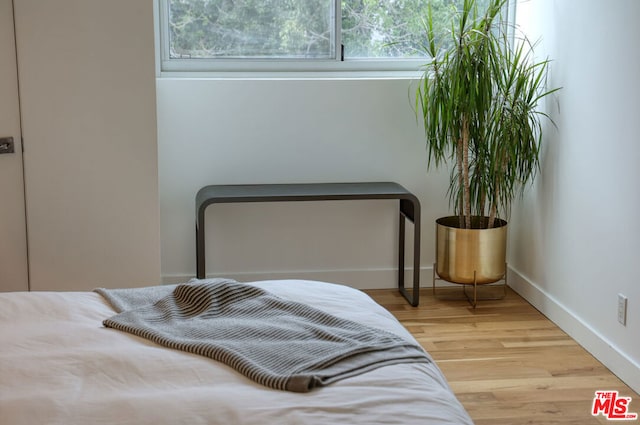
<box><xmin>157</xmin><ymin>78</ymin><xmax>450</xmax><ymax>287</ymax></box>
<box><xmin>509</xmin><ymin>0</ymin><xmax>640</xmax><ymax>392</ymax></box>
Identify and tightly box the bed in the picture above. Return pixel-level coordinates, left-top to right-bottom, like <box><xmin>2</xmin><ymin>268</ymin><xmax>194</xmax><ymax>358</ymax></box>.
<box><xmin>0</xmin><ymin>279</ymin><xmax>473</xmax><ymax>425</ymax></box>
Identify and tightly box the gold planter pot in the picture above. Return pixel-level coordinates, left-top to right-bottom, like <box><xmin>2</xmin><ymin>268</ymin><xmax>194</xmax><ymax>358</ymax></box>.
<box><xmin>434</xmin><ymin>216</ymin><xmax>508</xmax><ymax>306</ymax></box>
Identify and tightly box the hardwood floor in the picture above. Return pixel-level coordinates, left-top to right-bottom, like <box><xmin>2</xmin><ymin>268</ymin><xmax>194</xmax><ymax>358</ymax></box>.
<box><xmin>365</xmin><ymin>286</ymin><xmax>639</xmax><ymax>425</ymax></box>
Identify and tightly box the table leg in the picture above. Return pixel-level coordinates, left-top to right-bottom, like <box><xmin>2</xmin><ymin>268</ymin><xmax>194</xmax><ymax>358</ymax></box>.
<box><xmin>196</xmin><ymin>216</ymin><xmax>206</xmax><ymax>279</ymax></box>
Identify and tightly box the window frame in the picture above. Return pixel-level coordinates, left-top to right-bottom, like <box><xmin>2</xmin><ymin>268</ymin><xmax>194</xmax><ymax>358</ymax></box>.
<box><xmin>156</xmin><ymin>0</ymin><xmax>515</xmax><ymax>78</ymax></box>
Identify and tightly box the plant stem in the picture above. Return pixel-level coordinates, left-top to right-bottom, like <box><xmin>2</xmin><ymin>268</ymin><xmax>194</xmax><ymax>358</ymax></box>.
<box><xmin>462</xmin><ymin>115</ymin><xmax>471</xmax><ymax>229</ymax></box>
<box><xmin>488</xmin><ymin>202</ymin><xmax>497</xmax><ymax>228</ymax></box>
<box><xmin>457</xmin><ymin>136</ymin><xmax>464</xmax><ymax>228</ymax></box>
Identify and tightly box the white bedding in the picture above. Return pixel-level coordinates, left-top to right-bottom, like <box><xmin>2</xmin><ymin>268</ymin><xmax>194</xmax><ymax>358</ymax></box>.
<box><xmin>0</xmin><ymin>279</ymin><xmax>473</xmax><ymax>425</ymax></box>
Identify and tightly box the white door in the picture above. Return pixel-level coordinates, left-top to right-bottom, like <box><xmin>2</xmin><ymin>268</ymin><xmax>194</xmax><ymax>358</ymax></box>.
<box><xmin>13</xmin><ymin>0</ymin><xmax>160</xmax><ymax>291</ymax></box>
<box><xmin>0</xmin><ymin>0</ymin><xmax>29</xmax><ymax>291</ymax></box>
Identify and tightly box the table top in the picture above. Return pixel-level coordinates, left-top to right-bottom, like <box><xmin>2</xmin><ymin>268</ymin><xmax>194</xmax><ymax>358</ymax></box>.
<box><xmin>196</xmin><ymin>182</ymin><xmax>418</xmax><ymax>208</ymax></box>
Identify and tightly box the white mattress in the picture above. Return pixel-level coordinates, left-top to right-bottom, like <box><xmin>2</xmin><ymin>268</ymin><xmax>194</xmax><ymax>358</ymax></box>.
<box><xmin>0</xmin><ymin>279</ymin><xmax>472</xmax><ymax>425</ymax></box>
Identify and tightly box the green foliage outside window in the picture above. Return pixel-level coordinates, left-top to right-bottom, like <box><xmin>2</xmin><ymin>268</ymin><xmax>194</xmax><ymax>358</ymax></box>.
<box><xmin>168</xmin><ymin>0</ymin><xmax>493</xmax><ymax>60</ymax></box>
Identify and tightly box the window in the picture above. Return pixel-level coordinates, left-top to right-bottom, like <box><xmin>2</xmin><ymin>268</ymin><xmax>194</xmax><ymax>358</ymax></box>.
<box><xmin>158</xmin><ymin>0</ymin><xmax>509</xmax><ymax>75</ymax></box>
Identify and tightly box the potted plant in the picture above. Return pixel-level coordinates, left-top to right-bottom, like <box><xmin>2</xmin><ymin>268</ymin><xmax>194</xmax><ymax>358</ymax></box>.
<box><xmin>416</xmin><ymin>0</ymin><xmax>559</xmax><ymax>303</ymax></box>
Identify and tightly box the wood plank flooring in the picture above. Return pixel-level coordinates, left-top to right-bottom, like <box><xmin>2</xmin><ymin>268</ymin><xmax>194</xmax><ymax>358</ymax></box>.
<box><xmin>364</xmin><ymin>286</ymin><xmax>639</xmax><ymax>425</ymax></box>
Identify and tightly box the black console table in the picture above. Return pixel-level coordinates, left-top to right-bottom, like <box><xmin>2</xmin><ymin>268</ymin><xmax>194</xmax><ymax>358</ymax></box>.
<box><xmin>195</xmin><ymin>182</ymin><xmax>421</xmax><ymax>306</ymax></box>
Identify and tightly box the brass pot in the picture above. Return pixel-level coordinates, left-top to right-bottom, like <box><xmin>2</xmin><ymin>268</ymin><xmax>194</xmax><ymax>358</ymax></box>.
<box><xmin>435</xmin><ymin>216</ymin><xmax>507</xmax><ymax>285</ymax></box>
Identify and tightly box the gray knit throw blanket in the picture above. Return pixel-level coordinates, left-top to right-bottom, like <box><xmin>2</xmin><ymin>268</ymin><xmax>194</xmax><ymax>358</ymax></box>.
<box><xmin>95</xmin><ymin>279</ymin><xmax>429</xmax><ymax>392</ymax></box>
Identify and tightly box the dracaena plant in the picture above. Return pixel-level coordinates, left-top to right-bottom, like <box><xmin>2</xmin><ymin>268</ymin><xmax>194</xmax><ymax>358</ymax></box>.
<box><xmin>417</xmin><ymin>0</ymin><xmax>559</xmax><ymax>229</ymax></box>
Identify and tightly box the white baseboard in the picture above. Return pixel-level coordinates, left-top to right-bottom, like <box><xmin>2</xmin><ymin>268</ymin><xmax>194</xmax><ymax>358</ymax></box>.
<box><xmin>507</xmin><ymin>266</ymin><xmax>640</xmax><ymax>394</ymax></box>
<box><xmin>162</xmin><ymin>268</ymin><xmax>394</xmax><ymax>289</ymax></box>
<box><xmin>161</xmin><ymin>265</ymin><xmax>460</xmax><ymax>290</ymax></box>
